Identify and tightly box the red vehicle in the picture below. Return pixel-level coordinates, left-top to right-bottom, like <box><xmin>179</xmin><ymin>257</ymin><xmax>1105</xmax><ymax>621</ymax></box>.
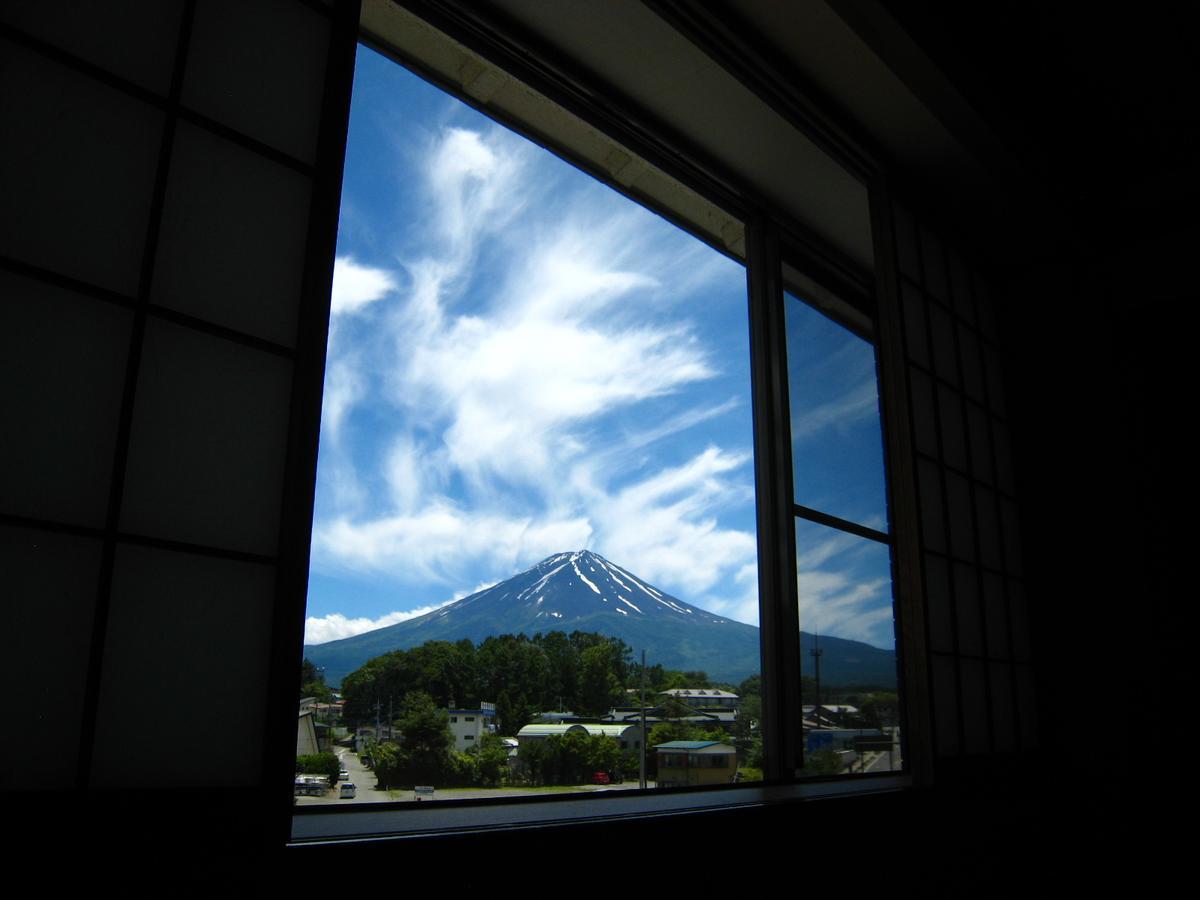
<box><xmin>591</xmin><ymin>771</ymin><xmax>611</xmax><ymax>785</ymax></box>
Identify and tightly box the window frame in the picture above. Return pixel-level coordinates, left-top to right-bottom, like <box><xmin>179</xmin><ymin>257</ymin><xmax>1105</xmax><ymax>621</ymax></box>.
<box><xmin>283</xmin><ymin>0</ymin><xmax>928</xmax><ymax>844</ymax></box>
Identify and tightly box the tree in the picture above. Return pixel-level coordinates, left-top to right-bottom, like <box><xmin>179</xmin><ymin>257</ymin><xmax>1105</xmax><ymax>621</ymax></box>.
<box><xmin>578</xmin><ymin>642</ymin><xmax>624</xmax><ymax>716</ymax></box>
<box><xmin>473</xmin><ymin>733</ymin><xmax>511</xmax><ymax>787</ymax></box>
<box><xmin>534</xmin><ymin>630</ymin><xmax>580</xmax><ymax>712</ymax></box>
<box><xmin>800</xmin><ymin>750</ymin><xmax>846</xmax><ymax>777</ymax></box>
<box><xmin>478</xmin><ymin>634</ymin><xmax>551</xmax><ymax>729</ymax></box>
<box><xmin>295</xmin><ymin>752</ymin><xmax>340</xmax><ymax>787</ymax></box>
<box><xmin>584</xmin><ymin>734</ymin><xmax>621</xmax><ymax>781</ymax></box>
<box><xmin>858</xmin><ymin>691</ymin><xmax>900</xmax><ymax>729</ymax></box>
<box><xmin>300</xmin><ymin>657</ymin><xmax>332</xmax><ymax>702</ymax></box>
<box><xmin>370</xmin><ymin>741</ymin><xmax>404</xmax><ymax>790</ymax></box>
<box><xmin>367</xmin><ymin>691</ymin><xmax>455</xmax><ymax>789</ymax></box>
<box><xmin>396</xmin><ymin>690</ymin><xmax>453</xmax><ymax>784</ymax></box>
<box><xmin>648</xmin><ymin>719</ymin><xmax>701</xmax><ymax>747</ymax></box>
<box><xmin>518</xmin><ymin>737</ymin><xmax>551</xmax><ymax>786</ymax></box>
<box><xmin>660</xmin><ymin>669</ymin><xmax>710</xmax><ymax>689</ymax></box>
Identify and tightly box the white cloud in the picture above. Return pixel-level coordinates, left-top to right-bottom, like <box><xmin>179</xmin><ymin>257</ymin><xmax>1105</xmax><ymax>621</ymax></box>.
<box><xmin>310</xmin><ymin>121</ymin><xmax>761</xmax><ymax>634</ymax></box>
<box><xmin>330</xmin><ymin>256</ymin><xmax>395</xmax><ymax>315</ymax></box>
<box><xmin>320</xmin><ymin>356</ymin><xmax>363</xmax><ymax>443</ymax></box>
<box><xmin>426</xmin><ymin>126</ymin><xmax>528</xmax><ymax>256</ymax></box>
<box><xmin>305</xmin><ymin>601</ymin><xmax>456</xmax><ymax>644</ymax></box>
<box><xmin>790</xmin><ymin>379</ymin><xmax>880</xmax><ymax>442</ymax></box>
<box><xmin>796</xmin><ymin>530</ymin><xmax>894</xmax><ymax>647</ymax></box>
<box><xmin>313</xmin><ymin>502</ymin><xmax>593</xmax><ymax>587</ymax></box>
<box><xmin>588</xmin><ymin>447</ymin><xmax>757</xmax><ymax>600</ymax></box>
<box><xmin>694</xmin><ymin>560</ymin><xmax>760</xmax><ymax>627</ymax></box>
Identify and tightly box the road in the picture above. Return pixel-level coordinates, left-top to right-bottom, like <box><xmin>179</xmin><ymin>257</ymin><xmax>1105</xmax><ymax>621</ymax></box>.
<box><xmin>294</xmin><ymin>745</ymin><xmax>651</xmax><ymax>806</ymax></box>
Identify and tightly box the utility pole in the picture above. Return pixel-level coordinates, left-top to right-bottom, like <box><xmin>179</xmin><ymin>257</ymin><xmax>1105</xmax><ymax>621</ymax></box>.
<box><xmin>639</xmin><ymin>649</ymin><xmax>647</xmax><ymax>790</ymax></box>
<box><xmin>811</xmin><ymin>633</ymin><xmax>824</xmax><ymax>724</ymax></box>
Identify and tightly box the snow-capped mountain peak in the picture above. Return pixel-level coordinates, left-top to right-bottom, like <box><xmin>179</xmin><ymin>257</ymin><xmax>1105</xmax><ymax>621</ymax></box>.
<box><xmin>304</xmin><ymin>549</ymin><xmax>898</xmax><ymax>690</ymax></box>
<box><xmin>491</xmin><ymin>549</ymin><xmax>725</xmax><ymax>624</ymax></box>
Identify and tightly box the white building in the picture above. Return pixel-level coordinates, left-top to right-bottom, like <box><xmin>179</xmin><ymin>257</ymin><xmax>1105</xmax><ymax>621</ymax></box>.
<box><xmin>660</xmin><ymin>688</ymin><xmax>740</xmax><ymax>710</ymax></box>
<box><xmin>447</xmin><ymin>703</ymin><xmax>497</xmax><ymax>752</ymax></box>
<box><xmin>297</xmin><ymin>710</ymin><xmax>320</xmax><ymax>757</ymax></box>
<box><xmin>516</xmin><ymin>722</ymin><xmax>645</xmax><ymax>754</ymax></box>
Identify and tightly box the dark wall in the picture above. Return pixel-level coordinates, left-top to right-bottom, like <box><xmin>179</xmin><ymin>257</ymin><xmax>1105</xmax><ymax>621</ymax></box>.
<box><xmin>3</xmin><ymin>2</ymin><xmax>1184</xmax><ymax>887</ymax></box>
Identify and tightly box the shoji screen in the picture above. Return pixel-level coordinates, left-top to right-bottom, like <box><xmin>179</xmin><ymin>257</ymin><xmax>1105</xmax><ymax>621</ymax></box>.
<box><xmin>886</xmin><ymin>200</ymin><xmax>1036</xmax><ymax>762</ymax></box>
<box><xmin>0</xmin><ymin>0</ymin><xmax>354</xmax><ymax>792</ymax></box>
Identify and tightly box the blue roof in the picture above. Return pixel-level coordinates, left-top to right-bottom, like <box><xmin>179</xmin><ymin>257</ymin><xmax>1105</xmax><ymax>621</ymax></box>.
<box><xmin>653</xmin><ymin>740</ymin><xmax>725</xmax><ymax>750</ymax></box>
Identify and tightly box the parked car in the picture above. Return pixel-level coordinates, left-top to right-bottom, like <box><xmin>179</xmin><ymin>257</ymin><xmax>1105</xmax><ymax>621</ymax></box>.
<box><xmin>591</xmin><ymin>771</ymin><xmax>611</xmax><ymax>785</ymax></box>
<box><xmin>339</xmin><ymin>782</ymin><xmax>357</xmax><ymax>799</ymax></box>
<box><xmin>338</xmin><ymin>770</ymin><xmax>349</xmax><ymax>781</ymax></box>
<box><xmin>294</xmin><ymin>774</ymin><xmax>329</xmax><ymax>796</ymax></box>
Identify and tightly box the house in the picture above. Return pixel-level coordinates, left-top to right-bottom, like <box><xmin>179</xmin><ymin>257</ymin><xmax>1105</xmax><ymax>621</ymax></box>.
<box><xmin>297</xmin><ymin>710</ymin><xmax>320</xmax><ymax>758</ymax></box>
<box><xmin>2</xmin><ymin>0</ymin><xmax>1186</xmax><ymax>887</ymax></box>
<box><xmin>446</xmin><ymin>705</ymin><xmax>497</xmax><ymax>752</ymax></box>
<box><xmin>352</xmin><ymin>723</ymin><xmax>397</xmax><ymax>755</ymax></box>
<box><xmin>660</xmin><ymin>689</ymin><xmax>740</xmax><ymax>712</ymax></box>
<box><xmin>801</xmin><ymin>704</ymin><xmax>857</xmax><ymax>728</ymax></box>
<box><xmin>654</xmin><ymin>741</ymin><xmax>738</xmax><ymax>788</ymax></box>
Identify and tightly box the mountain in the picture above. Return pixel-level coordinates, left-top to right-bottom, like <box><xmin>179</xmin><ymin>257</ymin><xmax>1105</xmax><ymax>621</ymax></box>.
<box><xmin>305</xmin><ymin>550</ymin><xmax>897</xmax><ymax>689</ymax></box>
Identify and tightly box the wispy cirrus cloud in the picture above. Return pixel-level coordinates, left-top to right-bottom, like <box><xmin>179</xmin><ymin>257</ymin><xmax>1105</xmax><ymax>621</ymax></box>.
<box><xmin>790</xmin><ymin>379</ymin><xmax>881</xmax><ymax>442</ymax></box>
<box><xmin>314</xmin><ymin>503</ymin><xmax>594</xmax><ymax>588</ymax></box>
<box><xmin>796</xmin><ymin>528</ymin><xmax>894</xmax><ymax>647</ymax></box>
<box><xmin>311</xmin><ymin>94</ymin><xmax>759</xmax><ymax>627</ymax></box>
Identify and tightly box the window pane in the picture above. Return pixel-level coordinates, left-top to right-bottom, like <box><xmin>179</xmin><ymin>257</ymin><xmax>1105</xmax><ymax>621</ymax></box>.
<box><xmin>785</xmin><ymin>291</ymin><xmax>888</xmax><ymax>531</ymax></box>
<box><xmin>298</xmin><ymin>45</ymin><xmax>762</xmax><ymax>805</ymax></box>
<box><xmin>795</xmin><ymin>518</ymin><xmax>900</xmax><ymax>776</ymax></box>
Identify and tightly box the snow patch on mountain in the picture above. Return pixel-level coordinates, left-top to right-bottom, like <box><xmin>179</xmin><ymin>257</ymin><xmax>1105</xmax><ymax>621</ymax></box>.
<box><xmin>572</xmin><ymin>560</ymin><xmax>602</xmax><ymax>595</ymax></box>
<box><xmin>657</xmin><ymin>597</ymin><xmax>691</xmax><ymax>614</ymax></box>
<box><xmin>599</xmin><ymin>561</ymin><xmax>631</xmax><ymax>591</ymax></box>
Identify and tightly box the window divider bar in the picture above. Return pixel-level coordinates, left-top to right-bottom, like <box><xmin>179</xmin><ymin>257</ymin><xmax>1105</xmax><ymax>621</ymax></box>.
<box><xmin>792</xmin><ymin>504</ymin><xmax>891</xmax><ymax>545</ymax></box>
<box><xmin>745</xmin><ymin>213</ymin><xmax>802</xmax><ymax>780</ymax></box>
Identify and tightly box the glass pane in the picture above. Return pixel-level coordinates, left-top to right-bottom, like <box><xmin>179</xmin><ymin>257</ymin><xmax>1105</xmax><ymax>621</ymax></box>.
<box><xmin>795</xmin><ymin>518</ymin><xmax>900</xmax><ymax>776</ymax></box>
<box><xmin>298</xmin><ymin>45</ymin><xmax>762</xmax><ymax>804</ymax></box>
<box><xmin>785</xmin><ymin>291</ymin><xmax>888</xmax><ymax>531</ymax></box>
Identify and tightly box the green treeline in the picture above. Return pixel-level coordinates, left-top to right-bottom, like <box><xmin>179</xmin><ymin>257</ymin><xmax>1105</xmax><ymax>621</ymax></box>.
<box><xmin>341</xmin><ymin>630</ymin><xmax>638</xmax><ymax>734</ymax></box>
<box><xmin>339</xmin><ymin>631</ymin><xmax>768</xmax><ymax>787</ymax></box>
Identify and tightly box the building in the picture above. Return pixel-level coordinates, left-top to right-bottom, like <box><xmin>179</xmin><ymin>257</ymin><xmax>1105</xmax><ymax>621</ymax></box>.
<box><xmin>654</xmin><ymin>741</ymin><xmax>738</xmax><ymax>788</ymax></box>
<box><xmin>660</xmin><ymin>689</ymin><xmax>739</xmax><ymax>711</ymax></box>
<box><xmin>446</xmin><ymin>705</ymin><xmax>497</xmax><ymax>752</ymax></box>
<box><xmin>297</xmin><ymin>710</ymin><xmax>320</xmax><ymax>758</ymax></box>
<box><xmin>1</xmin><ymin>0</ymin><xmax>1187</xmax><ymax>887</ymax></box>
<box><xmin>607</xmin><ymin>688</ymin><xmax>740</xmax><ymax>726</ymax></box>
<box><xmin>801</xmin><ymin>704</ymin><xmax>857</xmax><ymax>728</ymax></box>
<box><xmin>516</xmin><ymin>722</ymin><xmax>643</xmax><ymax>754</ymax></box>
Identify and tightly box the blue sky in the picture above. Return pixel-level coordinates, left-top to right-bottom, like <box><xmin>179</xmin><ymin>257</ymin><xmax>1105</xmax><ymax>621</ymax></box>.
<box><xmin>304</xmin><ymin>46</ymin><xmax>895</xmax><ymax>650</ymax></box>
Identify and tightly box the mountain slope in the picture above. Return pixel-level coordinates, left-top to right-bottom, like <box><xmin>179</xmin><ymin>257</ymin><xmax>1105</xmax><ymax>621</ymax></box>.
<box><xmin>305</xmin><ymin>550</ymin><xmax>896</xmax><ymax>688</ymax></box>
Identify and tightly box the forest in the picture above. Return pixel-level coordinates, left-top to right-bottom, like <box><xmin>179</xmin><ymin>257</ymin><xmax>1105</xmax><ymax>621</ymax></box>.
<box><xmin>335</xmin><ymin>630</ymin><xmax>741</xmax><ymax>734</ymax></box>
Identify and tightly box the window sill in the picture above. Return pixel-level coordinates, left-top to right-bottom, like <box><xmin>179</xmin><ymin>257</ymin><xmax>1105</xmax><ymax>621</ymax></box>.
<box><xmin>288</xmin><ymin>774</ymin><xmax>911</xmax><ymax>845</ymax></box>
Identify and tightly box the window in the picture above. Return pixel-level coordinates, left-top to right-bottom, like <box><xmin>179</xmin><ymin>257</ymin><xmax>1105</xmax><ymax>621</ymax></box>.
<box><xmin>296</xmin><ymin>39</ymin><xmax>764</xmax><ymax>813</ymax></box>
<box><xmin>783</xmin><ymin>274</ymin><xmax>902</xmax><ymax>777</ymax></box>
<box><xmin>291</xmin><ymin>3</ymin><xmax>910</xmax><ymax>842</ymax></box>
